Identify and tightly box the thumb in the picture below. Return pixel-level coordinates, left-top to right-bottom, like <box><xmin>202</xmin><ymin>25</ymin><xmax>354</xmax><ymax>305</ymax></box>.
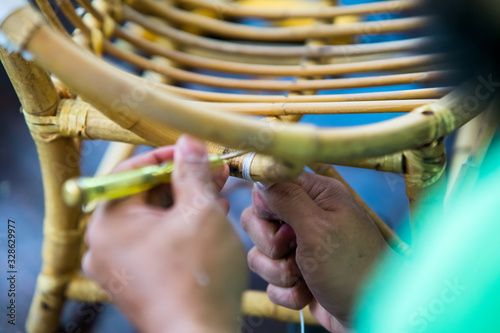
<box><xmin>172</xmin><ymin>135</ymin><xmax>216</xmax><ymax>205</ymax></box>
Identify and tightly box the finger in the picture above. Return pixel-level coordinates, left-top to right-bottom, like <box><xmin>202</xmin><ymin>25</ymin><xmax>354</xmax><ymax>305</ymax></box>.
<box><xmin>252</xmin><ymin>189</ymin><xmax>280</xmax><ymax>221</ymax></box>
<box><xmin>172</xmin><ymin>135</ymin><xmax>216</xmax><ymax>206</ymax></box>
<box><xmin>267</xmin><ymin>279</ymin><xmax>313</xmax><ymax>310</ymax></box>
<box><xmin>112</xmin><ymin>146</ymin><xmax>175</xmax><ymax>173</ymax></box>
<box><xmin>241</xmin><ymin>207</ymin><xmax>296</xmax><ymax>259</ymax></box>
<box><xmin>247</xmin><ymin>247</ymin><xmax>301</xmax><ymax>288</ymax></box>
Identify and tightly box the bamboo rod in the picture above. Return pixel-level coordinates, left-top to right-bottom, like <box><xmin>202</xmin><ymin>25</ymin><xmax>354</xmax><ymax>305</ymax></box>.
<box><xmin>105</xmin><ymin>43</ymin><xmax>453</xmax><ymax>91</ymax></box>
<box><xmin>194</xmin><ymin>100</ymin><xmax>436</xmax><ymax>115</ymax></box>
<box><xmin>309</xmin><ymin>163</ymin><xmax>410</xmax><ymax>255</ymax></box>
<box><xmin>64</xmin><ymin>273</ymin><xmax>319</xmax><ymax>324</ymax></box>
<box><xmin>34</xmin><ymin>0</ymin><xmax>68</xmax><ymax>35</ymax></box>
<box><xmin>178</xmin><ymin>0</ymin><xmax>419</xmax><ymax>20</ymax></box>
<box><xmin>336</xmin><ymin>152</ymin><xmax>404</xmax><ymax>173</ymax></box>
<box><xmin>58</xmin><ymin>0</ymin><xmax>90</xmax><ymax>35</ymax></box>
<box><xmin>181</xmin><ymin>43</ymin><xmax>426</xmax><ymax>66</ymax></box>
<box><xmin>76</xmin><ymin>0</ymin><xmax>113</xmax><ymax>21</ymax></box>
<box><xmin>115</xmin><ymin>26</ymin><xmax>446</xmax><ymax>76</ymax></box>
<box><xmin>0</xmin><ymin>47</ymin><xmax>82</xmax><ymax>333</ymax></box>
<box><xmin>71</xmin><ymin>102</ymin><xmax>150</xmax><ymax>144</ymax></box>
<box><xmin>126</xmin><ymin>0</ymin><xmax>431</xmax><ymax>42</ymax></box>
<box><xmin>152</xmin><ymin>84</ymin><xmax>452</xmax><ymax>103</ymax></box>
<box><xmin>5</xmin><ymin>7</ymin><xmax>489</xmax><ymax>165</ymax></box>
<box><xmin>95</xmin><ymin>143</ymin><xmax>138</xmax><ymax>178</ymax></box>
<box><xmin>123</xmin><ymin>6</ymin><xmax>436</xmax><ymax>58</ymax></box>
<box><xmin>56</xmin><ymin>99</ymin><xmax>169</xmax><ymax>145</ymax></box>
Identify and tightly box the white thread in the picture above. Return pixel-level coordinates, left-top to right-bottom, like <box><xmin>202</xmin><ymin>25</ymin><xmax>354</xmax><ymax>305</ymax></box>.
<box><xmin>241</xmin><ymin>152</ymin><xmax>256</xmax><ymax>181</ymax></box>
<box><xmin>300</xmin><ymin>309</ymin><xmax>305</xmax><ymax>333</ymax></box>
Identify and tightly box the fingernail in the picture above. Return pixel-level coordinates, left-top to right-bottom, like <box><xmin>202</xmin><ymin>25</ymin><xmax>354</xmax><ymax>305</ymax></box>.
<box><xmin>255</xmin><ymin>182</ymin><xmax>271</xmax><ymax>191</ymax></box>
<box><xmin>177</xmin><ymin>135</ymin><xmax>207</xmax><ymax>163</ymax></box>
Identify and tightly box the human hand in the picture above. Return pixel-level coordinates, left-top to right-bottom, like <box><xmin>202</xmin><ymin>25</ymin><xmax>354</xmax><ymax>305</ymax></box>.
<box><xmin>241</xmin><ymin>171</ymin><xmax>389</xmax><ymax>331</ymax></box>
<box><xmin>83</xmin><ymin>135</ymin><xmax>247</xmax><ymax>333</ymax></box>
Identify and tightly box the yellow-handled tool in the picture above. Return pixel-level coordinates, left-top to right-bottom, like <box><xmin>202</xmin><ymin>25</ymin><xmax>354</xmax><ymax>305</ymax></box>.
<box><xmin>63</xmin><ymin>150</ymin><xmax>248</xmax><ymax>210</ymax></box>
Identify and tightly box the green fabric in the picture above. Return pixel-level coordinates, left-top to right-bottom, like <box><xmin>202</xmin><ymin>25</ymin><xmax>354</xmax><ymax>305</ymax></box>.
<box><xmin>354</xmin><ymin>144</ymin><xmax>500</xmax><ymax>332</ymax></box>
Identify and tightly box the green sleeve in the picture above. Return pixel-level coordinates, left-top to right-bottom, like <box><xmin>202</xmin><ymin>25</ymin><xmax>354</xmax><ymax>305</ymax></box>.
<box><xmin>354</xmin><ymin>153</ymin><xmax>500</xmax><ymax>332</ymax></box>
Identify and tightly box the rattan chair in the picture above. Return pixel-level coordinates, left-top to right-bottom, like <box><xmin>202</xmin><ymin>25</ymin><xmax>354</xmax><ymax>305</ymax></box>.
<box><xmin>0</xmin><ymin>0</ymin><xmax>496</xmax><ymax>332</ymax></box>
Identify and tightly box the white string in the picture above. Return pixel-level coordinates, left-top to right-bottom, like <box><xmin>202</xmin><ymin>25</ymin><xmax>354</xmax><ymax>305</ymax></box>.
<box><xmin>300</xmin><ymin>309</ymin><xmax>305</xmax><ymax>333</ymax></box>
<box><xmin>241</xmin><ymin>152</ymin><xmax>256</xmax><ymax>181</ymax></box>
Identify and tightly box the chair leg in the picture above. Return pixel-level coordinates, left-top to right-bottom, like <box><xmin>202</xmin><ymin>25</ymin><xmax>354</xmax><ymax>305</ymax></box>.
<box><xmin>0</xmin><ymin>48</ymin><xmax>83</xmax><ymax>333</ymax></box>
<box><xmin>25</xmin><ymin>137</ymin><xmax>83</xmax><ymax>333</ymax></box>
